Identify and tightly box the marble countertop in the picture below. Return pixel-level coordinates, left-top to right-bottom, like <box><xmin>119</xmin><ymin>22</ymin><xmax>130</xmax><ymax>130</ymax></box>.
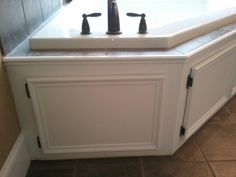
<box><xmin>3</xmin><ymin>22</ymin><xmax>236</xmax><ymax>65</ymax></box>
<box><xmin>27</xmin><ymin>23</ymin><xmax>236</xmax><ymax>57</ymax></box>
<box><xmin>30</xmin><ymin>0</ymin><xmax>236</xmax><ymax>49</ymax></box>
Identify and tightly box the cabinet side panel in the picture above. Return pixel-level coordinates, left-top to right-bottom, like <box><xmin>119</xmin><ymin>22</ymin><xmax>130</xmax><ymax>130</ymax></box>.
<box><xmin>185</xmin><ymin>51</ymin><xmax>233</xmax><ymax>138</ymax></box>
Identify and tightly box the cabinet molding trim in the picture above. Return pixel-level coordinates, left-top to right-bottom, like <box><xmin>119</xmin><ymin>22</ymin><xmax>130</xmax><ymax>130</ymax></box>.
<box><xmin>27</xmin><ymin>74</ymin><xmax>165</xmax><ymax>155</ymax></box>
<box><xmin>186</xmin><ymin>96</ymin><xmax>227</xmax><ymax>139</ymax></box>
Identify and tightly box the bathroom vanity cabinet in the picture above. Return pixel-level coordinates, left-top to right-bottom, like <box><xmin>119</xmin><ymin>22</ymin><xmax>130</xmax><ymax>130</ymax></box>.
<box><xmin>4</xmin><ymin>0</ymin><xmax>236</xmax><ymax>160</ymax></box>
<box><xmin>4</xmin><ymin>31</ymin><xmax>236</xmax><ymax>159</ymax></box>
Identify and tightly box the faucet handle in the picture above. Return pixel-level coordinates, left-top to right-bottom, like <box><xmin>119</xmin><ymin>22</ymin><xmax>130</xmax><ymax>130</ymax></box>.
<box><xmin>81</xmin><ymin>13</ymin><xmax>102</xmax><ymax>35</ymax></box>
<box><xmin>86</xmin><ymin>13</ymin><xmax>102</xmax><ymax>17</ymax></box>
<box><xmin>127</xmin><ymin>13</ymin><xmax>143</xmax><ymax>17</ymax></box>
<box><xmin>127</xmin><ymin>13</ymin><xmax>147</xmax><ymax>34</ymax></box>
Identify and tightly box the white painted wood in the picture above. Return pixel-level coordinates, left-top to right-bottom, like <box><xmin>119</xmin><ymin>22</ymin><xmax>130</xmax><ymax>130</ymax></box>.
<box><xmin>0</xmin><ymin>133</ymin><xmax>31</xmax><ymax>177</ymax></box>
<box><xmin>4</xmin><ymin>57</ymin><xmax>184</xmax><ymax>159</ymax></box>
<box><xmin>184</xmin><ymin>50</ymin><xmax>234</xmax><ymax>138</ymax></box>
<box><xmin>27</xmin><ymin>74</ymin><xmax>164</xmax><ymax>154</ymax></box>
<box><xmin>4</xmin><ymin>32</ymin><xmax>236</xmax><ymax>159</ymax></box>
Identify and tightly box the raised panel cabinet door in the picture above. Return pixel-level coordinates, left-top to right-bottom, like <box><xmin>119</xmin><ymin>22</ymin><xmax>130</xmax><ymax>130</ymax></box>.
<box><xmin>184</xmin><ymin>50</ymin><xmax>234</xmax><ymax>138</ymax></box>
<box><xmin>27</xmin><ymin>74</ymin><xmax>164</xmax><ymax>155</ymax></box>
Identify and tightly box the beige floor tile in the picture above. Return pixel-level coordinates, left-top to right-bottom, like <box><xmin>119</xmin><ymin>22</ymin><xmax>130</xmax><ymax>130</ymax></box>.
<box><xmin>173</xmin><ymin>137</ymin><xmax>205</xmax><ymax>161</ymax></box>
<box><xmin>210</xmin><ymin>161</ymin><xmax>236</xmax><ymax>177</ymax></box>
<box><xmin>195</xmin><ymin>123</ymin><xmax>236</xmax><ymax>161</ymax></box>
<box><xmin>225</xmin><ymin>97</ymin><xmax>236</xmax><ymax>114</ymax></box>
<box><xmin>142</xmin><ymin>159</ymin><xmax>213</xmax><ymax>177</ymax></box>
<box><xmin>207</xmin><ymin>108</ymin><xmax>230</xmax><ymax>124</ymax></box>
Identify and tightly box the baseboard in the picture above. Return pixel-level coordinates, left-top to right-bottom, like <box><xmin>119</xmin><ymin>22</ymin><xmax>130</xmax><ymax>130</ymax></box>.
<box><xmin>231</xmin><ymin>86</ymin><xmax>236</xmax><ymax>97</ymax></box>
<box><xmin>0</xmin><ymin>133</ymin><xmax>31</xmax><ymax>177</ymax></box>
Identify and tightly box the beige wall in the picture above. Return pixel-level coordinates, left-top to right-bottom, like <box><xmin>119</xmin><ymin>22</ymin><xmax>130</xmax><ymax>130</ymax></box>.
<box><xmin>0</xmin><ymin>51</ymin><xmax>20</xmax><ymax>170</ymax></box>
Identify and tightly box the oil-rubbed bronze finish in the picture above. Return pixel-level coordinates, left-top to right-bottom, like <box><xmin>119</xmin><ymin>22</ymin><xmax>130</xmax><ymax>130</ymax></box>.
<box><xmin>107</xmin><ymin>0</ymin><xmax>122</xmax><ymax>35</ymax></box>
<box><xmin>81</xmin><ymin>13</ymin><xmax>102</xmax><ymax>35</ymax></box>
<box><xmin>127</xmin><ymin>13</ymin><xmax>147</xmax><ymax>34</ymax></box>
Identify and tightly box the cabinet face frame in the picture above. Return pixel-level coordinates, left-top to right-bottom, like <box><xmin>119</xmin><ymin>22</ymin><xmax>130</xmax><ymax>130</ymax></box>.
<box><xmin>183</xmin><ymin>49</ymin><xmax>234</xmax><ymax>139</ymax></box>
<box><xmin>27</xmin><ymin>74</ymin><xmax>165</xmax><ymax>154</ymax></box>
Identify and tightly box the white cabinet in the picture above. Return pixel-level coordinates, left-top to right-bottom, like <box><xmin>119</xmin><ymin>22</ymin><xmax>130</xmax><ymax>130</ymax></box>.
<box><xmin>5</xmin><ymin>42</ymin><xmax>236</xmax><ymax>159</ymax></box>
<box><xmin>5</xmin><ymin>56</ymin><xmax>184</xmax><ymax>159</ymax></box>
<box><xmin>27</xmin><ymin>74</ymin><xmax>164</xmax><ymax>154</ymax></box>
<box><xmin>183</xmin><ymin>50</ymin><xmax>234</xmax><ymax>138</ymax></box>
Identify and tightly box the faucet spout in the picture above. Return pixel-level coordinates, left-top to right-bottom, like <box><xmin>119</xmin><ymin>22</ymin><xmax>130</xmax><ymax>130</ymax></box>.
<box><xmin>107</xmin><ymin>0</ymin><xmax>122</xmax><ymax>34</ymax></box>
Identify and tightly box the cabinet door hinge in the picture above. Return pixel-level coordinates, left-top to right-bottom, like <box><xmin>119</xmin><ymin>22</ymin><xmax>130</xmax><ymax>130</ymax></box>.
<box><xmin>180</xmin><ymin>126</ymin><xmax>186</xmax><ymax>136</ymax></box>
<box><xmin>37</xmin><ymin>136</ymin><xmax>41</xmax><ymax>149</ymax></box>
<box><xmin>186</xmin><ymin>74</ymin><xmax>193</xmax><ymax>89</ymax></box>
<box><xmin>25</xmin><ymin>83</ymin><xmax>31</xmax><ymax>99</ymax></box>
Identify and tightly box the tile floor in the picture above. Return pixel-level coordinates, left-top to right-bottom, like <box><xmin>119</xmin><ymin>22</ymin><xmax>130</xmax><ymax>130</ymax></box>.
<box><xmin>26</xmin><ymin>97</ymin><xmax>236</xmax><ymax>177</ymax></box>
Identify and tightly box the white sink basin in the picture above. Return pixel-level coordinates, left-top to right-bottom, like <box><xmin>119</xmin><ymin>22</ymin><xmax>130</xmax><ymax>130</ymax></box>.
<box><xmin>30</xmin><ymin>0</ymin><xmax>236</xmax><ymax>49</ymax></box>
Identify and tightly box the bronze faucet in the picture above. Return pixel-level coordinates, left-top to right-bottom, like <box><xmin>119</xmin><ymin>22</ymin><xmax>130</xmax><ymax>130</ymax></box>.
<box><xmin>107</xmin><ymin>0</ymin><xmax>122</xmax><ymax>34</ymax></box>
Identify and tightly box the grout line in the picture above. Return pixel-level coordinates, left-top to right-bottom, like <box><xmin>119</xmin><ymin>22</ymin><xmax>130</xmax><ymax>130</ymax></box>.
<box><xmin>38</xmin><ymin>0</ymin><xmax>45</xmax><ymax>21</ymax></box>
<box><xmin>177</xmin><ymin>160</ymin><xmax>210</xmax><ymax>163</ymax></box>
<box><xmin>206</xmin><ymin>161</ymin><xmax>217</xmax><ymax>177</ymax></box>
<box><xmin>139</xmin><ymin>158</ymin><xmax>145</xmax><ymax>177</ymax></box>
<box><xmin>194</xmin><ymin>137</ymin><xmax>217</xmax><ymax>177</ymax></box>
<box><xmin>192</xmin><ymin>137</ymin><xmax>207</xmax><ymax>162</ymax></box>
<box><xmin>200</xmin><ymin>154</ymin><xmax>216</xmax><ymax>177</ymax></box>
<box><xmin>37</xmin><ymin>0</ymin><xmax>44</xmax><ymax>24</ymax></box>
<box><xmin>20</xmin><ymin>0</ymin><xmax>29</xmax><ymax>35</ymax></box>
<box><xmin>207</xmin><ymin>159</ymin><xmax>236</xmax><ymax>162</ymax></box>
<box><xmin>225</xmin><ymin>107</ymin><xmax>231</xmax><ymax>115</ymax></box>
<box><xmin>72</xmin><ymin>160</ymin><xmax>77</xmax><ymax>177</ymax></box>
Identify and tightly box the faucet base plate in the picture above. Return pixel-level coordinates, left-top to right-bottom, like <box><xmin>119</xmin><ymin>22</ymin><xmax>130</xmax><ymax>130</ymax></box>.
<box><xmin>106</xmin><ymin>31</ymin><xmax>122</xmax><ymax>35</ymax></box>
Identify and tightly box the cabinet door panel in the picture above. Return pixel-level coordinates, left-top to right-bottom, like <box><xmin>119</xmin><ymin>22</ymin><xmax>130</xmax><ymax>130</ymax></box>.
<box><xmin>27</xmin><ymin>74</ymin><xmax>164</xmax><ymax>154</ymax></box>
<box><xmin>185</xmin><ymin>51</ymin><xmax>234</xmax><ymax>138</ymax></box>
